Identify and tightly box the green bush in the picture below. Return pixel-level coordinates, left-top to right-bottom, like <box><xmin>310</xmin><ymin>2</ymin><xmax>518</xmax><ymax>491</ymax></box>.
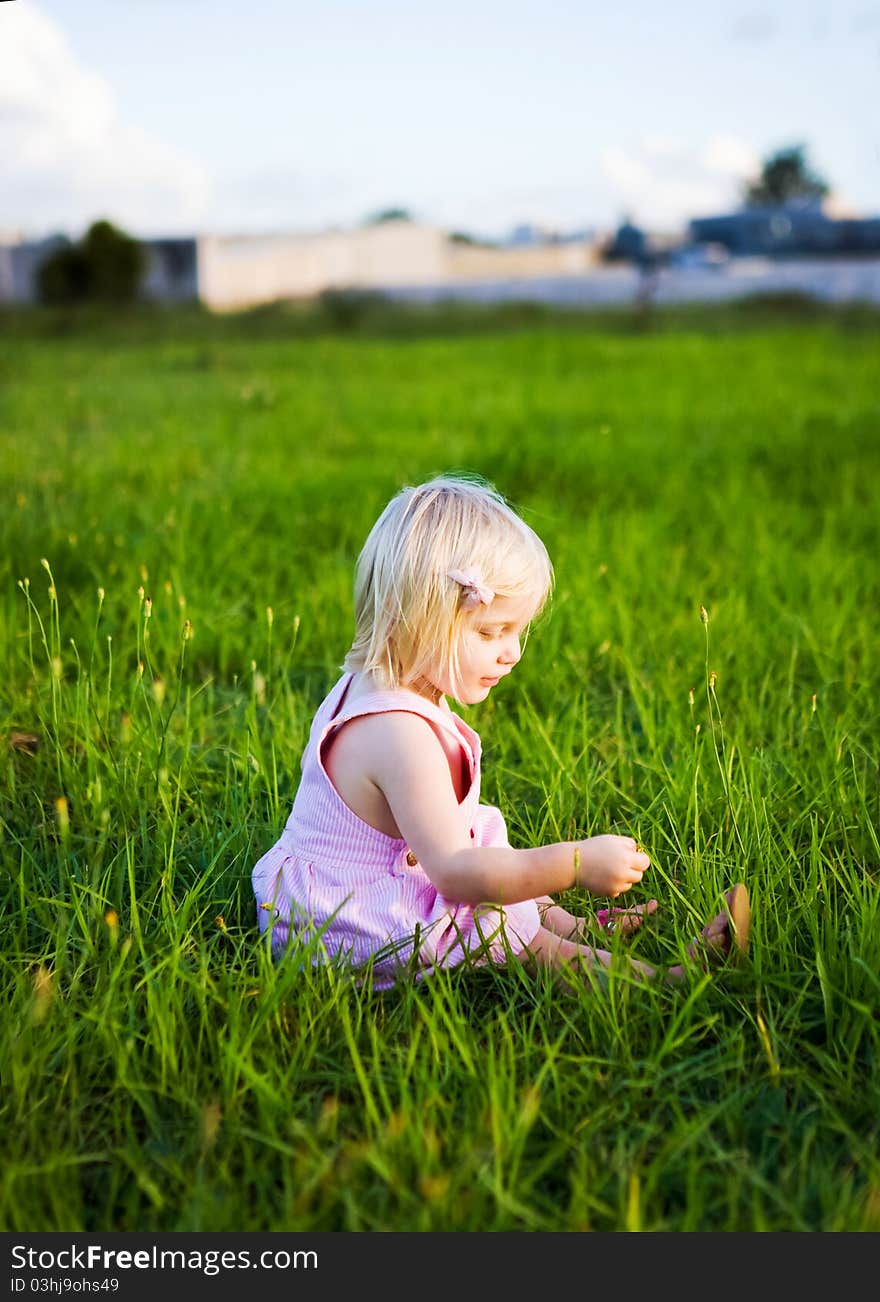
<box><xmin>35</xmin><ymin>243</ymin><xmax>91</xmax><ymax>304</ymax></box>
<box><xmin>36</xmin><ymin>219</ymin><xmax>147</xmax><ymax>305</ymax></box>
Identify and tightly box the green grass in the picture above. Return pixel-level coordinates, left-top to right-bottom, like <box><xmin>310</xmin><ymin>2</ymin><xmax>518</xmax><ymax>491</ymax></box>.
<box><xmin>1</xmin><ymin>301</ymin><xmax>879</xmax><ymax>1231</ymax></box>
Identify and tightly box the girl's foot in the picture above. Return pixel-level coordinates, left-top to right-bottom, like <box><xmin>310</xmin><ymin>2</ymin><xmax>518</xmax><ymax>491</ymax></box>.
<box><xmin>697</xmin><ymin>883</ymin><xmax>750</xmax><ymax>962</ymax></box>
<box><xmin>595</xmin><ymin>899</ymin><xmax>658</xmax><ymax>938</ymax></box>
<box><xmin>667</xmin><ymin>884</ymin><xmax>750</xmax><ymax>980</ymax></box>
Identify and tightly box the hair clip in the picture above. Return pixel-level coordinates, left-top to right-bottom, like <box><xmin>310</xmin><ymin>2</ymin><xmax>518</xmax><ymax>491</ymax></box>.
<box><xmin>447</xmin><ymin>568</ymin><xmax>495</xmax><ymax>610</ymax></box>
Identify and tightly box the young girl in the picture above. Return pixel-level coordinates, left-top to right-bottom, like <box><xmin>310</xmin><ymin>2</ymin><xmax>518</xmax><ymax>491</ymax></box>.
<box><xmin>252</xmin><ymin>475</ymin><xmax>749</xmax><ymax>989</ymax></box>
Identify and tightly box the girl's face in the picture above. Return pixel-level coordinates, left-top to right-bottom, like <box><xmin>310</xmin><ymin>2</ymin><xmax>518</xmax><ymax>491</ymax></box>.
<box><xmin>428</xmin><ymin>592</ymin><xmax>536</xmax><ymax>706</ymax></box>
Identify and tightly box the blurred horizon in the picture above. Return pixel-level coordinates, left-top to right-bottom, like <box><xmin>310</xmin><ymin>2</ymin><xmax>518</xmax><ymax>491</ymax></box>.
<box><xmin>2</xmin><ymin>0</ymin><xmax>878</xmax><ymax>244</ymax></box>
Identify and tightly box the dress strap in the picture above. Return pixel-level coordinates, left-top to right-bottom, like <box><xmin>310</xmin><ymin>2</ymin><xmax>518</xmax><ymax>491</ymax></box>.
<box><xmin>311</xmin><ymin>672</ymin><xmax>481</xmax><ymax>820</ymax></box>
<box><xmin>318</xmin><ymin>673</ymin><xmax>477</xmax><ymax>780</ymax></box>
<box><xmin>328</xmin><ymin>672</ymin><xmax>355</xmax><ymax>720</ymax></box>
<box><xmin>327</xmin><ymin>677</ymin><xmax>463</xmax><ymax>739</ymax></box>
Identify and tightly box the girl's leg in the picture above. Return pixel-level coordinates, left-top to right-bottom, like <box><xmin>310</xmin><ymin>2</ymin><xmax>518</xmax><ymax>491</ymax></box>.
<box><xmin>524</xmin><ymin>925</ymin><xmax>659</xmax><ymax>981</ymax></box>
<box><xmin>535</xmin><ymin>895</ymin><xmax>658</xmax><ymax>942</ymax></box>
<box><xmin>523</xmin><ymin>885</ymin><xmax>750</xmax><ymax>987</ymax></box>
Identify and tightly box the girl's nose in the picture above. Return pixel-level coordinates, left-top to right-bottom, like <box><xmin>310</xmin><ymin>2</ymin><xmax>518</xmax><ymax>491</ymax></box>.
<box><xmin>498</xmin><ymin>637</ymin><xmax>521</xmax><ymax>666</ymax></box>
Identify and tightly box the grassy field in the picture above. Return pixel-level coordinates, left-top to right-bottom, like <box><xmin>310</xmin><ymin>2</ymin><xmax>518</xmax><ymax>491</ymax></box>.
<box><xmin>1</xmin><ymin>300</ymin><xmax>878</xmax><ymax>1231</ymax></box>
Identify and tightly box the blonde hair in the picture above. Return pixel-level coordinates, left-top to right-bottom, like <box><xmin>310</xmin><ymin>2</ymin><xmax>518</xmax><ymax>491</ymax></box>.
<box><xmin>344</xmin><ymin>475</ymin><xmax>553</xmax><ymax>696</ymax></box>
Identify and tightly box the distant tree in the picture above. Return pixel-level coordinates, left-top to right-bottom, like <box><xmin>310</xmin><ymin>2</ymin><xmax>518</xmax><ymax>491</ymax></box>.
<box><xmin>36</xmin><ymin>219</ymin><xmax>146</xmax><ymax>304</ymax></box>
<box><xmin>744</xmin><ymin>145</ymin><xmax>830</xmax><ymax>207</ymax></box>
<box><xmin>448</xmin><ymin>231</ymin><xmax>497</xmax><ymax>247</ymax></box>
<box><xmin>363</xmin><ymin>207</ymin><xmax>414</xmax><ymax>225</ymax></box>
<box><xmin>36</xmin><ymin>240</ymin><xmax>91</xmax><ymax>304</ymax></box>
<box><xmin>82</xmin><ymin>220</ymin><xmax>146</xmax><ymax>301</ymax></box>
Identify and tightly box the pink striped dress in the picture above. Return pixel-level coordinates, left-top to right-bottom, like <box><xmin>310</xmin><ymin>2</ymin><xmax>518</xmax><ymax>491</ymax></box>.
<box><xmin>251</xmin><ymin>672</ymin><xmax>541</xmax><ymax>987</ymax></box>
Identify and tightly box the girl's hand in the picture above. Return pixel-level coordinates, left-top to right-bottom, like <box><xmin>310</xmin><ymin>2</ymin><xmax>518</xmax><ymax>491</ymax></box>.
<box><xmin>574</xmin><ymin>835</ymin><xmax>650</xmax><ymax>898</ymax></box>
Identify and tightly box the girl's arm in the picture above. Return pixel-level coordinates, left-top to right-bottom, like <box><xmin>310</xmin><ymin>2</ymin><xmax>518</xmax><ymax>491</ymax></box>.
<box><xmin>363</xmin><ymin>712</ymin><xmax>649</xmax><ymax>906</ymax></box>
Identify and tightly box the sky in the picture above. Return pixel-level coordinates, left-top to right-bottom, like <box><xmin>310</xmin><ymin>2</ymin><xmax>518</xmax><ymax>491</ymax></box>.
<box><xmin>1</xmin><ymin>0</ymin><xmax>878</xmax><ymax>243</ymax></box>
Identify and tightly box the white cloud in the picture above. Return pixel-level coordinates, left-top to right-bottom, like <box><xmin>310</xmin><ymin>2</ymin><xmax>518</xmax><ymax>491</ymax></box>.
<box><xmin>600</xmin><ymin>134</ymin><xmax>761</xmax><ymax>230</ymax></box>
<box><xmin>0</xmin><ymin>3</ymin><xmax>211</xmax><ymax>238</ymax></box>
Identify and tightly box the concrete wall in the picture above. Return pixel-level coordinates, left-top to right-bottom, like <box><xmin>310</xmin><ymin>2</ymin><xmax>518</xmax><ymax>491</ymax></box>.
<box><xmin>195</xmin><ymin>223</ymin><xmax>602</xmax><ymax>309</ymax></box>
<box><xmin>444</xmin><ymin>239</ymin><xmax>598</xmax><ymax>281</ymax></box>
<box><xmin>381</xmin><ymin>256</ymin><xmax>880</xmax><ymax>307</ymax></box>
<box><xmin>197</xmin><ymin>221</ymin><xmax>450</xmax><ymax>310</ymax></box>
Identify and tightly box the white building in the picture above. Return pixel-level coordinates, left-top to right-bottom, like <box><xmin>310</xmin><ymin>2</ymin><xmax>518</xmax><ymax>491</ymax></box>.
<box><xmin>0</xmin><ymin>219</ymin><xmax>600</xmax><ymax>310</ymax></box>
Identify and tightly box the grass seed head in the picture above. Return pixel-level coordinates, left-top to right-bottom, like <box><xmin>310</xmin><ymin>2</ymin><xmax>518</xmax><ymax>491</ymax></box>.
<box><xmin>418</xmin><ymin>1173</ymin><xmax>451</xmax><ymax>1201</ymax></box>
<box><xmin>700</xmin><ymin>604</ymin><xmax>709</xmax><ymax>624</ymax></box>
<box><xmin>54</xmin><ymin>796</ymin><xmax>69</xmax><ymax>837</ymax></box>
<box><xmin>201</xmin><ymin>1102</ymin><xmax>222</xmax><ymax>1148</ymax></box>
<box><xmin>31</xmin><ymin>965</ymin><xmax>54</xmax><ymax>1025</ymax></box>
<box><xmin>318</xmin><ymin>1096</ymin><xmax>339</xmax><ymax>1132</ymax></box>
<box><xmin>104</xmin><ymin>908</ymin><xmax>119</xmax><ymax>949</ymax></box>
